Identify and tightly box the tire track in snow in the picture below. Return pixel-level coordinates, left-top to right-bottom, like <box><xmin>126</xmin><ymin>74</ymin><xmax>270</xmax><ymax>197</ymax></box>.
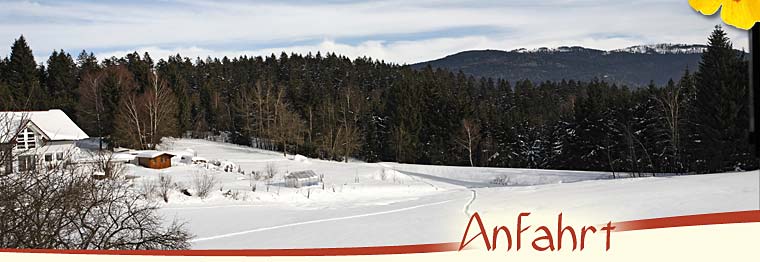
<box><xmin>381</xmin><ymin>164</ymin><xmax>479</xmax><ymax>218</ymax></box>
<box><xmin>464</xmin><ymin>189</ymin><xmax>476</xmax><ymax>218</ymax></box>
<box><xmin>190</xmin><ymin>198</ymin><xmax>459</xmax><ymax>243</ymax></box>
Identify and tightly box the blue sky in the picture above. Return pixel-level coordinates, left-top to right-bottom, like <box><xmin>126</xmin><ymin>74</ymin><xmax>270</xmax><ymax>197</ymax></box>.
<box><xmin>0</xmin><ymin>0</ymin><xmax>748</xmax><ymax>64</ymax></box>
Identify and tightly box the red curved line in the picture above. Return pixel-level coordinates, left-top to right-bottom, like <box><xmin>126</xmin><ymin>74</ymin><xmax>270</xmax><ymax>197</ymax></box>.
<box><xmin>612</xmin><ymin>210</ymin><xmax>760</xmax><ymax>232</ymax></box>
<box><xmin>0</xmin><ymin>242</ymin><xmax>462</xmax><ymax>256</ymax></box>
<box><xmin>0</xmin><ymin>210</ymin><xmax>758</xmax><ymax>256</ymax></box>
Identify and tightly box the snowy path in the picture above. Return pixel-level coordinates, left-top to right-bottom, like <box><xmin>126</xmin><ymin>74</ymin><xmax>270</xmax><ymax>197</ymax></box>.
<box><xmin>150</xmin><ymin>139</ymin><xmax>759</xmax><ymax>249</ymax></box>
<box><xmin>161</xmin><ymin>191</ymin><xmax>472</xmax><ymax>249</ymax></box>
<box><xmin>189</xmin><ymin>198</ymin><xmax>459</xmax><ymax>243</ymax></box>
<box><xmin>388</xmin><ymin>168</ymin><xmax>481</xmax><ymax>217</ymax></box>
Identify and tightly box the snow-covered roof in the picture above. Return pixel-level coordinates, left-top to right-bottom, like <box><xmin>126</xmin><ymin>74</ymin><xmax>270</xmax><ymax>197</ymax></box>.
<box><xmin>111</xmin><ymin>153</ymin><xmax>137</xmax><ymax>162</ymax></box>
<box><xmin>135</xmin><ymin>151</ymin><xmax>175</xmax><ymax>158</ymax></box>
<box><xmin>286</xmin><ymin>170</ymin><xmax>319</xmax><ymax>179</ymax></box>
<box><xmin>0</xmin><ymin>109</ymin><xmax>89</xmax><ymax>142</ymax></box>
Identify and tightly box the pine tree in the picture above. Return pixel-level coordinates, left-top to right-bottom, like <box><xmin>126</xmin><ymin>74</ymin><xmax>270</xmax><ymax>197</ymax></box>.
<box><xmin>76</xmin><ymin>50</ymin><xmax>99</xmax><ymax>77</ymax></box>
<box><xmin>0</xmin><ymin>57</ymin><xmax>10</xmax><ymax>109</ymax></box>
<box><xmin>46</xmin><ymin>50</ymin><xmax>79</xmax><ymax>120</ymax></box>
<box><xmin>157</xmin><ymin>55</ymin><xmax>193</xmax><ymax>136</ymax></box>
<box><xmin>7</xmin><ymin>35</ymin><xmax>44</xmax><ymax>110</ymax></box>
<box><xmin>693</xmin><ymin>25</ymin><xmax>753</xmax><ymax>172</ymax></box>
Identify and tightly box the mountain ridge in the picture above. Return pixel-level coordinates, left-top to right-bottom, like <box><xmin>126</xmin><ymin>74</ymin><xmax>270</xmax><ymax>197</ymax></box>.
<box><xmin>412</xmin><ymin>44</ymin><xmax>712</xmax><ymax>86</ymax></box>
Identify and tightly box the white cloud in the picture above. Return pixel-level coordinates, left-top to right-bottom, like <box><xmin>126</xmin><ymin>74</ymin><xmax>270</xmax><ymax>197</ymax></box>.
<box><xmin>1</xmin><ymin>0</ymin><xmax>751</xmax><ymax>64</ymax></box>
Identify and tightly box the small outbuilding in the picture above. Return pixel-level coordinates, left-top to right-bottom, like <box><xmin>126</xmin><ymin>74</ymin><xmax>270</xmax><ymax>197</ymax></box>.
<box><xmin>136</xmin><ymin>151</ymin><xmax>175</xmax><ymax>169</ymax></box>
<box><xmin>110</xmin><ymin>153</ymin><xmax>137</xmax><ymax>164</ymax></box>
<box><xmin>285</xmin><ymin>170</ymin><xmax>320</xmax><ymax>188</ymax></box>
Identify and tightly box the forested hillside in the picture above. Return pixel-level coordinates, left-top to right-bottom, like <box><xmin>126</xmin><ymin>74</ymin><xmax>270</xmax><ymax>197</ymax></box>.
<box><xmin>0</xmin><ymin>26</ymin><xmax>753</xmax><ymax>174</ymax></box>
<box><xmin>412</xmin><ymin>44</ymin><xmax>706</xmax><ymax>86</ymax></box>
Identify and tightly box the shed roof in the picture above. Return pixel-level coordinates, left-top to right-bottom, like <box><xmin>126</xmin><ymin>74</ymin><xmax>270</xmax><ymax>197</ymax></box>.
<box><xmin>285</xmin><ymin>170</ymin><xmax>319</xmax><ymax>179</ymax></box>
<box><xmin>136</xmin><ymin>151</ymin><xmax>175</xmax><ymax>158</ymax></box>
<box><xmin>111</xmin><ymin>153</ymin><xmax>137</xmax><ymax>162</ymax></box>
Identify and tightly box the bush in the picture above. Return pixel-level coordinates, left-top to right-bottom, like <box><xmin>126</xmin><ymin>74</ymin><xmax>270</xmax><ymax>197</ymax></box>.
<box><xmin>158</xmin><ymin>174</ymin><xmax>174</xmax><ymax>203</ymax></box>
<box><xmin>192</xmin><ymin>171</ymin><xmax>218</xmax><ymax>199</ymax></box>
<box><xmin>491</xmin><ymin>175</ymin><xmax>512</xmax><ymax>186</ymax></box>
<box><xmin>249</xmin><ymin>171</ymin><xmax>261</xmax><ymax>191</ymax></box>
<box><xmin>222</xmin><ymin>190</ymin><xmax>246</xmax><ymax>201</ymax></box>
<box><xmin>139</xmin><ymin>177</ymin><xmax>159</xmax><ymax>200</ymax></box>
<box><xmin>265</xmin><ymin>163</ymin><xmax>277</xmax><ymax>180</ymax></box>
<box><xmin>264</xmin><ymin>163</ymin><xmax>277</xmax><ymax>192</ymax></box>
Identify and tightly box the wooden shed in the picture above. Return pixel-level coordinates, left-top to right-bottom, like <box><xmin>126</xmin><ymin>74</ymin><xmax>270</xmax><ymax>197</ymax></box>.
<box><xmin>136</xmin><ymin>151</ymin><xmax>174</xmax><ymax>169</ymax></box>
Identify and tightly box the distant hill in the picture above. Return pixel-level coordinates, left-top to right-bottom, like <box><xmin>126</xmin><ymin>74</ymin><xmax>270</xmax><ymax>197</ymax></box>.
<box><xmin>411</xmin><ymin>44</ymin><xmax>710</xmax><ymax>86</ymax></box>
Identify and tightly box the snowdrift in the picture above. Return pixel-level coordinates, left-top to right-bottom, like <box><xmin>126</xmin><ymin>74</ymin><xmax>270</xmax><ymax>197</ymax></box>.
<box><xmin>381</xmin><ymin>163</ymin><xmax>612</xmax><ymax>186</ymax></box>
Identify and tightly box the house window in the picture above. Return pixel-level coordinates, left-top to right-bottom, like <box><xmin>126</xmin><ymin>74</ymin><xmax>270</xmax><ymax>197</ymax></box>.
<box><xmin>18</xmin><ymin>155</ymin><xmax>36</xmax><ymax>171</ymax></box>
<box><xmin>56</xmin><ymin>152</ymin><xmax>64</xmax><ymax>161</ymax></box>
<box><xmin>15</xmin><ymin>128</ymin><xmax>37</xmax><ymax>150</ymax></box>
<box><xmin>44</xmin><ymin>153</ymin><xmax>52</xmax><ymax>162</ymax></box>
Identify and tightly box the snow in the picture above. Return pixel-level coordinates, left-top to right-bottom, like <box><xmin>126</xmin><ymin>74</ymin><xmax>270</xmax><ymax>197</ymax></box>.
<box><xmin>0</xmin><ymin>109</ymin><xmax>88</xmax><ymax>142</ymax></box>
<box><xmin>610</xmin><ymin>44</ymin><xmax>708</xmax><ymax>54</ymax></box>
<box><xmin>511</xmin><ymin>46</ymin><xmax>587</xmax><ymax>53</ymax></box>
<box><xmin>371</xmin><ymin>168</ymin><xmax>413</xmax><ymax>183</ymax></box>
<box><xmin>470</xmin><ymin>171</ymin><xmax>759</xmax><ymax>222</ymax></box>
<box><xmin>110</xmin><ymin>152</ymin><xmax>136</xmax><ymax>162</ymax></box>
<box><xmin>118</xmin><ymin>138</ymin><xmax>758</xmax><ymax>249</ymax></box>
<box><xmin>292</xmin><ymin>154</ymin><xmax>310</xmax><ymax>163</ymax></box>
<box><xmin>508</xmin><ymin>44</ymin><xmax>708</xmax><ymax>55</ymax></box>
<box><xmin>379</xmin><ymin>162</ymin><xmax>611</xmax><ymax>187</ymax></box>
<box><xmin>135</xmin><ymin>150</ymin><xmax>174</xmax><ymax>158</ymax></box>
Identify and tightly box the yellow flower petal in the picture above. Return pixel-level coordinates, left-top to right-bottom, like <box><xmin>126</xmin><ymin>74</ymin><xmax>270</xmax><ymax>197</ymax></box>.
<box><xmin>721</xmin><ymin>0</ymin><xmax>759</xmax><ymax>30</ymax></box>
<box><xmin>689</xmin><ymin>0</ymin><xmax>723</xmax><ymax>15</ymax></box>
<box><xmin>743</xmin><ymin>0</ymin><xmax>760</xmax><ymax>23</ymax></box>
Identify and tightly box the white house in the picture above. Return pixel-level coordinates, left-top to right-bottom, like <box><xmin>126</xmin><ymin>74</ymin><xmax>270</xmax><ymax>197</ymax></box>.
<box><xmin>0</xmin><ymin>109</ymin><xmax>89</xmax><ymax>173</ymax></box>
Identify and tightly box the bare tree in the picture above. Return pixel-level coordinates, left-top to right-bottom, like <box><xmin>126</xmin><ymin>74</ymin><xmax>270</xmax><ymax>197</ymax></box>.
<box><xmin>91</xmin><ymin>150</ymin><xmax>125</xmax><ymax>178</ymax></box>
<box><xmin>115</xmin><ymin>89</ymin><xmax>146</xmax><ymax>148</ymax></box>
<box><xmin>115</xmin><ymin>69</ymin><xmax>177</xmax><ymax>149</ymax></box>
<box><xmin>237</xmin><ymin>81</ymin><xmax>304</xmax><ymax>155</ymax></box>
<box><xmin>252</xmin><ymin>81</ymin><xmax>270</xmax><ymax>139</ymax></box>
<box><xmin>235</xmin><ymin>86</ymin><xmax>256</xmax><ymax>143</ymax></box>
<box><xmin>76</xmin><ymin>70</ymin><xmax>106</xmax><ymax>149</ymax></box>
<box><xmin>657</xmin><ymin>82</ymin><xmax>687</xmax><ymax>173</ymax></box>
<box><xmin>338</xmin><ymin>85</ymin><xmax>364</xmax><ymax>162</ymax></box>
<box><xmin>456</xmin><ymin>119</ymin><xmax>481</xmax><ymax>167</ymax></box>
<box><xmin>144</xmin><ymin>71</ymin><xmax>178</xmax><ymax>148</ymax></box>
<box><xmin>0</xmin><ymin>151</ymin><xmax>191</xmax><ymax>249</ymax></box>
<box><xmin>270</xmin><ymin>93</ymin><xmax>305</xmax><ymax>156</ymax></box>
<box><xmin>316</xmin><ymin>98</ymin><xmax>340</xmax><ymax>160</ymax></box>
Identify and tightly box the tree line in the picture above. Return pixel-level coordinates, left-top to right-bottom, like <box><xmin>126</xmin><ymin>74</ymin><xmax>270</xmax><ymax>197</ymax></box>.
<box><xmin>0</xmin><ymin>26</ymin><xmax>754</xmax><ymax>174</ymax></box>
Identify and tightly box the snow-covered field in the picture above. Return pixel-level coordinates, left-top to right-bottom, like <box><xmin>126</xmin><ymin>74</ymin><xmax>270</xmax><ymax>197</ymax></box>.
<box><xmin>121</xmin><ymin>138</ymin><xmax>759</xmax><ymax>249</ymax></box>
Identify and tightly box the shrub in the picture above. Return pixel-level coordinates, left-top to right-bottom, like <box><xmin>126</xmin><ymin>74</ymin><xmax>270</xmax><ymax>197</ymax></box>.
<box><xmin>158</xmin><ymin>174</ymin><xmax>174</xmax><ymax>203</ymax></box>
<box><xmin>192</xmin><ymin>171</ymin><xmax>218</xmax><ymax>199</ymax></box>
